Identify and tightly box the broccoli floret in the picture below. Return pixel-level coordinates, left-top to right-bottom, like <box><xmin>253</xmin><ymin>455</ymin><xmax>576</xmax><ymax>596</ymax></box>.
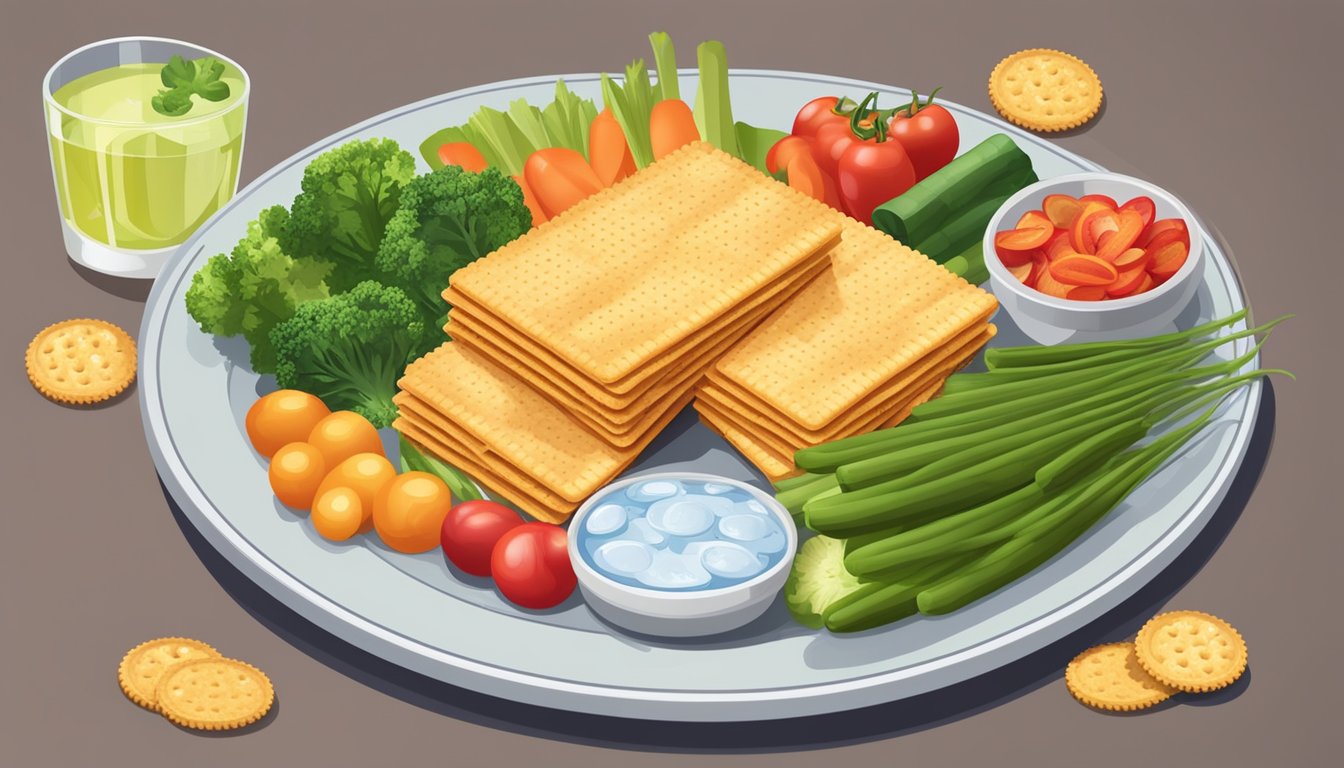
<box><xmin>184</xmin><ymin>205</ymin><xmax>331</xmax><ymax>373</ymax></box>
<box><xmin>284</xmin><ymin>138</ymin><xmax>417</xmax><ymax>293</ymax></box>
<box><xmin>269</xmin><ymin>281</ymin><xmax>431</xmax><ymax>428</ymax></box>
<box><xmin>375</xmin><ymin>165</ymin><xmax>531</xmax><ymax>329</ymax></box>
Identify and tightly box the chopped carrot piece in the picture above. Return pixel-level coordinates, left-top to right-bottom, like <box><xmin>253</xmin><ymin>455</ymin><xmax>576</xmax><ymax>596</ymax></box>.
<box><xmin>1066</xmin><ymin>285</ymin><xmax>1108</xmax><ymax>301</ymax></box>
<box><xmin>1119</xmin><ymin>196</ymin><xmax>1156</xmax><ymax>228</ymax></box>
<box><xmin>649</xmin><ymin>100</ymin><xmax>701</xmax><ymax>161</ymax></box>
<box><xmin>1034</xmin><ymin>267</ymin><xmax>1074</xmax><ymax>298</ymax></box>
<box><xmin>588</xmin><ymin>109</ymin><xmax>636</xmax><ymax>187</ymax></box>
<box><xmin>1069</xmin><ymin>202</ymin><xmax>1112</xmax><ymax>253</ymax></box>
<box><xmin>1050</xmin><ymin>253</ymin><xmax>1119</xmax><ymax>286</ymax></box>
<box><xmin>1016</xmin><ymin>210</ymin><xmax>1054</xmax><ymax>232</ymax></box>
<box><xmin>1044</xmin><ymin>229</ymin><xmax>1074</xmax><ymax>261</ymax></box>
<box><xmin>1137</xmin><ymin>218</ymin><xmax>1189</xmax><ymax>249</ymax></box>
<box><xmin>1007</xmin><ymin>259</ymin><xmax>1033</xmax><ymax>283</ymax></box>
<box><xmin>1113</xmin><ymin>247</ymin><xmax>1150</xmax><ymax>271</ymax></box>
<box><xmin>1095</xmin><ymin>209</ymin><xmax>1145</xmax><ymax>261</ymax></box>
<box><xmin>1107</xmin><ymin>263</ymin><xmax>1149</xmax><ymax>296</ymax></box>
<box><xmin>1149</xmin><ymin>240</ymin><xmax>1189</xmax><ymax>279</ymax></box>
<box><xmin>1078</xmin><ymin>193</ymin><xmax>1118</xmax><ymax>210</ymax></box>
<box><xmin>1042</xmin><ymin>193</ymin><xmax>1084</xmax><ymax>228</ymax></box>
<box><xmin>523</xmin><ymin>148</ymin><xmax>604</xmax><ymax>219</ymax></box>
<box><xmin>437</xmin><ymin>143</ymin><xmax>488</xmax><ymax>173</ymax></box>
<box><xmin>996</xmin><ymin>226</ymin><xmax>1052</xmax><ymax>251</ymax></box>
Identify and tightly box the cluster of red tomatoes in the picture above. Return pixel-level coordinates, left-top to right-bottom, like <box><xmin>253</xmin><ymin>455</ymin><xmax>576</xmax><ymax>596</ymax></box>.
<box><xmin>441</xmin><ymin>500</ymin><xmax>577</xmax><ymax>610</ymax></box>
<box><xmin>765</xmin><ymin>90</ymin><xmax>960</xmax><ymax>225</ymax></box>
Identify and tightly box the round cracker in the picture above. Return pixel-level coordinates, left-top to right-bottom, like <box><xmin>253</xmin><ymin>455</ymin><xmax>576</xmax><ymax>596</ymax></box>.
<box><xmin>1065</xmin><ymin>642</ymin><xmax>1175</xmax><ymax>711</ymax></box>
<box><xmin>1134</xmin><ymin>610</ymin><xmax>1247</xmax><ymax>693</ymax></box>
<box><xmin>156</xmin><ymin>657</ymin><xmax>274</xmax><ymax>731</ymax></box>
<box><xmin>26</xmin><ymin>318</ymin><xmax>137</xmax><ymax>405</ymax></box>
<box><xmin>117</xmin><ymin>637</ymin><xmax>220</xmax><ymax>712</ymax></box>
<box><xmin>989</xmin><ymin>48</ymin><xmax>1103</xmax><ymax>132</ymax></box>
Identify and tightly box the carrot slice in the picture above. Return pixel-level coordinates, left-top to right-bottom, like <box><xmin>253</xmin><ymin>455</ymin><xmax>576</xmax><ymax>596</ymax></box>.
<box><xmin>1069</xmin><ymin>202</ymin><xmax>1112</xmax><ymax>253</ymax></box>
<box><xmin>1044</xmin><ymin>229</ymin><xmax>1074</xmax><ymax>261</ymax></box>
<box><xmin>1034</xmin><ymin>268</ymin><xmax>1074</xmax><ymax>298</ymax></box>
<box><xmin>996</xmin><ymin>226</ymin><xmax>1052</xmax><ymax>251</ymax></box>
<box><xmin>650</xmin><ymin>99</ymin><xmax>701</xmax><ymax>161</ymax></box>
<box><xmin>1042</xmin><ymin>194</ymin><xmax>1084</xmax><ymax>228</ymax></box>
<box><xmin>1007</xmin><ymin>259</ymin><xmax>1033</xmax><ymax>283</ymax></box>
<box><xmin>1066</xmin><ymin>285</ymin><xmax>1108</xmax><ymax>301</ymax></box>
<box><xmin>1078</xmin><ymin>193</ymin><xmax>1118</xmax><ymax>210</ymax></box>
<box><xmin>1137</xmin><ymin>218</ymin><xmax>1189</xmax><ymax>248</ymax></box>
<box><xmin>1084</xmin><ymin>212</ymin><xmax>1120</xmax><ymax>254</ymax></box>
<box><xmin>1026</xmin><ymin>251</ymin><xmax>1049</xmax><ymax>288</ymax></box>
<box><xmin>1050</xmin><ymin>253</ymin><xmax>1119</xmax><ymax>286</ymax></box>
<box><xmin>1016</xmin><ymin>210</ymin><xmax>1054</xmax><ymax>232</ymax></box>
<box><xmin>511</xmin><ymin>174</ymin><xmax>546</xmax><ymax>228</ymax></box>
<box><xmin>523</xmin><ymin>148</ymin><xmax>604</xmax><ymax>219</ymax></box>
<box><xmin>1149</xmin><ymin>240</ymin><xmax>1189</xmax><ymax>279</ymax></box>
<box><xmin>437</xmin><ymin>143</ymin><xmax>488</xmax><ymax>173</ymax></box>
<box><xmin>1113</xmin><ymin>247</ymin><xmax>1150</xmax><ymax>270</ymax></box>
<box><xmin>996</xmin><ymin>243</ymin><xmax>1039</xmax><ymax>268</ymax></box>
<box><xmin>1095</xmin><ymin>209</ymin><xmax>1145</xmax><ymax>261</ymax></box>
<box><xmin>588</xmin><ymin>109</ymin><xmax>636</xmax><ymax>187</ymax></box>
<box><xmin>1133</xmin><ymin>272</ymin><xmax>1156</xmax><ymax>295</ymax></box>
<box><xmin>1119</xmin><ymin>196</ymin><xmax>1156</xmax><ymax>228</ymax></box>
<box><xmin>1107</xmin><ymin>263</ymin><xmax>1148</xmax><ymax>296</ymax></box>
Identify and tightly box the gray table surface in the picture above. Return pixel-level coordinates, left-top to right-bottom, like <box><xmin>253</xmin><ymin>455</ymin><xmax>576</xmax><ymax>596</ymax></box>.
<box><xmin>1</xmin><ymin>1</ymin><xmax>1338</xmax><ymax>765</ymax></box>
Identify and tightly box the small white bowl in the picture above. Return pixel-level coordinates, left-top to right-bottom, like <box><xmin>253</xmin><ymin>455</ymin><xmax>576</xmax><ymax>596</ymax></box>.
<box><xmin>984</xmin><ymin>172</ymin><xmax>1203</xmax><ymax>345</ymax></box>
<box><xmin>568</xmin><ymin>472</ymin><xmax>798</xmax><ymax>638</ymax></box>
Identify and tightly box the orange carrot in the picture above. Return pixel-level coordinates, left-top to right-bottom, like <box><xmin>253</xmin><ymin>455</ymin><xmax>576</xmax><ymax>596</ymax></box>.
<box><xmin>649</xmin><ymin>100</ymin><xmax>700</xmax><ymax>161</ymax></box>
<box><xmin>786</xmin><ymin>154</ymin><xmax>828</xmax><ymax>204</ymax></box>
<box><xmin>523</xmin><ymin>148</ymin><xmax>604</xmax><ymax>220</ymax></box>
<box><xmin>588</xmin><ymin>109</ymin><xmax>636</xmax><ymax>187</ymax></box>
<box><xmin>511</xmin><ymin>174</ymin><xmax>547</xmax><ymax>229</ymax></box>
<box><xmin>1049</xmin><ymin>253</ymin><xmax>1119</xmax><ymax>287</ymax></box>
<box><xmin>437</xmin><ymin>142</ymin><xmax>487</xmax><ymax>173</ymax></box>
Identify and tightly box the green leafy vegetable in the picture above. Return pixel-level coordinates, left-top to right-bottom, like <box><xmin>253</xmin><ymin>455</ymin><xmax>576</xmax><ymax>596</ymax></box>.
<box><xmin>692</xmin><ymin>41</ymin><xmax>739</xmax><ymax>158</ymax></box>
<box><xmin>734</xmin><ymin>122</ymin><xmax>789</xmax><ymax>175</ymax></box>
<box><xmin>270</xmin><ymin>281</ymin><xmax>432</xmax><ymax>428</ymax></box>
<box><xmin>540</xmin><ymin>81</ymin><xmax>599</xmax><ymax>158</ymax></box>
<box><xmin>285</xmin><ymin>138</ymin><xmax>417</xmax><ymax>292</ymax></box>
<box><xmin>375</xmin><ymin>165</ymin><xmax>532</xmax><ymax>330</ymax></box>
<box><xmin>419</xmin><ymin>81</ymin><xmax>598</xmax><ymax>171</ymax></box>
<box><xmin>601</xmin><ymin>61</ymin><xmax>659</xmax><ymax>169</ymax></box>
<box><xmin>399</xmin><ymin>435</ymin><xmax>484</xmax><ymax>502</ymax></box>
<box><xmin>649</xmin><ymin>31</ymin><xmax>680</xmax><ymax>101</ymax></box>
<box><xmin>784</xmin><ymin>536</ymin><xmax>869</xmax><ymax>629</ymax></box>
<box><xmin>184</xmin><ymin>206</ymin><xmax>330</xmax><ymax>373</ymax></box>
<box><xmin>152</xmin><ymin>54</ymin><xmax>231</xmax><ymax>117</ymax></box>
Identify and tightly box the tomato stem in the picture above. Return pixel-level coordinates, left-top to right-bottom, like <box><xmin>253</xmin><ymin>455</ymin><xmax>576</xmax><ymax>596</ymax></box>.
<box><xmin>848</xmin><ymin>91</ymin><xmax>889</xmax><ymax>142</ymax></box>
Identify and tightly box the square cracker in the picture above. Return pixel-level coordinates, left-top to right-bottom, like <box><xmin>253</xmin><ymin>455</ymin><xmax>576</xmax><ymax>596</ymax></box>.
<box><xmin>444</xmin><ymin>246</ymin><xmax>831</xmax><ymax>400</ymax></box>
<box><xmin>697</xmin><ymin>379</ymin><xmax>946</xmax><ymax>481</ymax></box>
<box><xmin>397</xmin><ymin>343</ymin><xmax>681</xmax><ymax>503</ymax></box>
<box><xmin>446</xmin><ymin>142</ymin><xmax>842</xmax><ymax>386</ymax></box>
<box><xmin>713</xmin><ymin>220</ymin><xmax>998</xmax><ymax>431</ymax></box>
<box><xmin>701</xmin><ymin>324</ymin><xmax>994</xmax><ymax>446</ymax></box>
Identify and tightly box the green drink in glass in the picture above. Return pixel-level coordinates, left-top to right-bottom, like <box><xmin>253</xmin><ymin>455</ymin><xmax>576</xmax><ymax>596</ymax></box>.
<box><xmin>43</xmin><ymin>37</ymin><xmax>250</xmax><ymax>278</ymax></box>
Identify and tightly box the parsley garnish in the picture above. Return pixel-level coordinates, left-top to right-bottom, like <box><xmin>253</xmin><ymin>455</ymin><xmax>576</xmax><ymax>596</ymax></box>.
<box><xmin>151</xmin><ymin>54</ymin><xmax>231</xmax><ymax>117</ymax></box>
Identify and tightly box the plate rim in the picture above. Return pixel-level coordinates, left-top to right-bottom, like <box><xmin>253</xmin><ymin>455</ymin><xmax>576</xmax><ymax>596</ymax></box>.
<box><xmin>139</xmin><ymin>68</ymin><xmax>1260</xmax><ymax>721</ymax></box>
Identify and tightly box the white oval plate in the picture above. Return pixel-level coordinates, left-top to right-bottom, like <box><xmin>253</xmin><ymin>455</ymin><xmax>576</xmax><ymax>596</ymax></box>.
<box><xmin>139</xmin><ymin>70</ymin><xmax>1259</xmax><ymax>722</ymax></box>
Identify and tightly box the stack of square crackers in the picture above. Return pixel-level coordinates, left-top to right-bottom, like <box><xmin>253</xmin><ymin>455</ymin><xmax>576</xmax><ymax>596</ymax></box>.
<box><xmin>696</xmin><ymin>221</ymin><xmax>999</xmax><ymax>481</ymax></box>
<box><xmin>394</xmin><ymin>143</ymin><xmax>843</xmax><ymax>522</ymax></box>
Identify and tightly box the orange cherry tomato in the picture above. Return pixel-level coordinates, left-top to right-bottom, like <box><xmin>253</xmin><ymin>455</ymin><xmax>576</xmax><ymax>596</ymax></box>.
<box><xmin>311</xmin><ymin>486</ymin><xmax>364</xmax><ymax>542</ymax></box>
<box><xmin>314</xmin><ymin>452</ymin><xmax>397</xmax><ymax>534</ymax></box>
<box><xmin>269</xmin><ymin>442</ymin><xmax>327</xmax><ymax>510</ymax></box>
<box><xmin>373</xmin><ymin>472</ymin><xmax>454</xmax><ymax>554</ymax></box>
<box><xmin>246</xmin><ymin>390</ymin><xmax>331</xmax><ymax>458</ymax></box>
<box><xmin>307</xmin><ymin>411</ymin><xmax>383</xmax><ymax>470</ymax></box>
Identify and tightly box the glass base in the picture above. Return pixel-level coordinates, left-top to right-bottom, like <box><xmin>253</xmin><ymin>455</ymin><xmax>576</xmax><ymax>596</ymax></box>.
<box><xmin>62</xmin><ymin>221</ymin><xmax>176</xmax><ymax>279</ymax></box>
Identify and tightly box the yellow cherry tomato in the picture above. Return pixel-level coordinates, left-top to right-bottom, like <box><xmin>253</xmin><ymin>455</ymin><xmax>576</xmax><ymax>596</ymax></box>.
<box><xmin>246</xmin><ymin>390</ymin><xmax>331</xmax><ymax>458</ymax></box>
<box><xmin>307</xmin><ymin>411</ymin><xmax>383</xmax><ymax>469</ymax></box>
<box><xmin>314</xmin><ymin>452</ymin><xmax>397</xmax><ymax>533</ymax></box>
<box><xmin>373</xmin><ymin>471</ymin><xmax>453</xmax><ymax>553</ymax></box>
<box><xmin>311</xmin><ymin>487</ymin><xmax>364</xmax><ymax>542</ymax></box>
<box><xmin>268</xmin><ymin>442</ymin><xmax>327</xmax><ymax>510</ymax></box>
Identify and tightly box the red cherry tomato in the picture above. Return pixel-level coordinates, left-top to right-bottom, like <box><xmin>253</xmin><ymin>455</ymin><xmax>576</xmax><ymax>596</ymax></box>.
<box><xmin>792</xmin><ymin>96</ymin><xmax>850</xmax><ymax>138</ymax></box>
<box><xmin>491</xmin><ymin>523</ymin><xmax>576</xmax><ymax>610</ymax></box>
<box><xmin>888</xmin><ymin>89</ymin><xmax>959</xmax><ymax>180</ymax></box>
<box><xmin>837</xmin><ymin>138</ymin><xmax>917</xmax><ymax>225</ymax></box>
<box><xmin>812</xmin><ymin>120</ymin><xmax>864</xmax><ymax>178</ymax></box>
<box><xmin>440</xmin><ymin>500</ymin><xmax>522</xmax><ymax>577</ymax></box>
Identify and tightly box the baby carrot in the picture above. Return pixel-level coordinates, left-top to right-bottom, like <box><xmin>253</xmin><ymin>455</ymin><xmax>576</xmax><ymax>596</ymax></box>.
<box><xmin>523</xmin><ymin>148</ymin><xmax>604</xmax><ymax>219</ymax></box>
<box><xmin>437</xmin><ymin>142</ymin><xmax>488</xmax><ymax>173</ymax></box>
<box><xmin>649</xmin><ymin>99</ymin><xmax>700</xmax><ymax>160</ymax></box>
<box><xmin>588</xmin><ymin>109</ymin><xmax>636</xmax><ymax>187</ymax></box>
<box><xmin>511</xmin><ymin>174</ymin><xmax>546</xmax><ymax>229</ymax></box>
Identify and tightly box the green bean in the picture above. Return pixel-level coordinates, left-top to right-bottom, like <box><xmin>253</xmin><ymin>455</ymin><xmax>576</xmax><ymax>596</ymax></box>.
<box><xmin>1034</xmin><ymin>418</ymin><xmax>1148</xmax><ymax>491</ymax></box>
<box><xmin>825</xmin><ymin>553</ymin><xmax>982</xmax><ymax>632</ymax></box>
<box><xmin>843</xmin><ymin>483</ymin><xmax>1046</xmax><ymax>577</ymax></box>
<box><xmin>982</xmin><ymin>309</ymin><xmax>1248</xmax><ymax>369</ymax></box>
<box><xmin>916</xmin><ymin>408</ymin><xmax>1217</xmax><ymax>615</ymax></box>
<box><xmin>776</xmin><ymin>473</ymin><xmax>838</xmax><ymax>516</ymax></box>
<box><xmin>773</xmin><ymin>471</ymin><xmax>830</xmax><ymax>493</ymax></box>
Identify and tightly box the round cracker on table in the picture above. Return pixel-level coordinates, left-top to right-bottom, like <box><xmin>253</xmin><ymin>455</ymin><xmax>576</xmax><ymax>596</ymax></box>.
<box><xmin>25</xmin><ymin>318</ymin><xmax>137</xmax><ymax>405</ymax></box>
<box><xmin>1065</xmin><ymin>642</ymin><xmax>1176</xmax><ymax>712</ymax></box>
<box><xmin>117</xmin><ymin>637</ymin><xmax>220</xmax><ymax>712</ymax></box>
<box><xmin>155</xmin><ymin>657</ymin><xmax>274</xmax><ymax>731</ymax></box>
<box><xmin>989</xmin><ymin>48</ymin><xmax>1103</xmax><ymax>132</ymax></box>
<box><xmin>1134</xmin><ymin>610</ymin><xmax>1247</xmax><ymax>693</ymax></box>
